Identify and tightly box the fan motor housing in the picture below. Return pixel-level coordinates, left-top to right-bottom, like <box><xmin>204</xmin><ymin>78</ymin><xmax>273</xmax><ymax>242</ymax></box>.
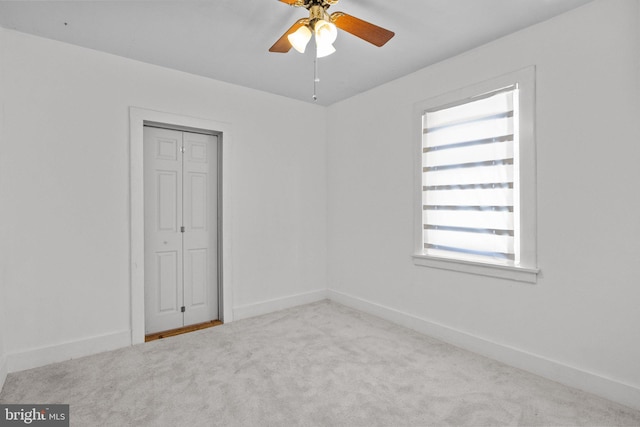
<box><xmin>299</xmin><ymin>0</ymin><xmax>338</xmax><ymax>9</ymax></box>
<box><xmin>309</xmin><ymin>5</ymin><xmax>330</xmax><ymax>23</ymax></box>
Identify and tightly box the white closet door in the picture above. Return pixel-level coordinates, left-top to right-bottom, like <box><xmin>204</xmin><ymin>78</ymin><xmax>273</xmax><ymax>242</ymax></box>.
<box><xmin>144</xmin><ymin>127</ymin><xmax>219</xmax><ymax>335</ymax></box>
<box><xmin>144</xmin><ymin>127</ymin><xmax>184</xmax><ymax>334</ymax></box>
<box><xmin>182</xmin><ymin>132</ymin><xmax>218</xmax><ymax>326</ymax></box>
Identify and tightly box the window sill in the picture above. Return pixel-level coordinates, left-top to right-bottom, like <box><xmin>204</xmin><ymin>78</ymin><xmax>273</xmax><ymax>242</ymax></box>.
<box><xmin>412</xmin><ymin>253</ymin><xmax>539</xmax><ymax>283</ymax></box>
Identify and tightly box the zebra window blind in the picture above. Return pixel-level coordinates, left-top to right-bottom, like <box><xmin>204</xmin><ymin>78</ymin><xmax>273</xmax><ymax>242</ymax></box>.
<box><xmin>422</xmin><ymin>86</ymin><xmax>520</xmax><ymax>264</ymax></box>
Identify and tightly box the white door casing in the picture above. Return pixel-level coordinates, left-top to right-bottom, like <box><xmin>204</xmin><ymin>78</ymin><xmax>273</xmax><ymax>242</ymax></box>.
<box><xmin>143</xmin><ymin>126</ymin><xmax>218</xmax><ymax>335</ymax></box>
<box><xmin>130</xmin><ymin>107</ymin><xmax>233</xmax><ymax>345</ymax></box>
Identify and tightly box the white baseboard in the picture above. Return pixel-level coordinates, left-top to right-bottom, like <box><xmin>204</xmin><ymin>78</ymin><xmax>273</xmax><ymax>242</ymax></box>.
<box><xmin>7</xmin><ymin>330</ymin><xmax>131</xmax><ymax>373</ymax></box>
<box><xmin>328</xmin><ymin>289</ymin><xmax>640</xmax><ymax>411</ymax></box>
<box><xmin>233</xmin><ymin>289</ymin><xmax>328</xmax><ymax>321</ymax></box>
<box><xmin>5</xmin><ymin>288</ymin><xmax>327</xmax><ymax>374</ymax></box>
<box><xmin>0</xmin><ymin>354</ymin><xmax>7</xmax><ymax>392</ymax></box>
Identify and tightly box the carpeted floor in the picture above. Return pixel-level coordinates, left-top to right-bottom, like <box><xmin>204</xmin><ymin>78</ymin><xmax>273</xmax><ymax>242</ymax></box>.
<box><xmin>1</xmin><ymin>300</ymin><xmax>639</xmax><ymax>426</ymax></box>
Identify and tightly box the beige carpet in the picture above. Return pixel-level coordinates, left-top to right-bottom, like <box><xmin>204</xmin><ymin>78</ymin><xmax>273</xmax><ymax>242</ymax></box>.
<box><xmin>1</xmin><ymin>300</ymin><xmax>639</xmax><ymax>426</ymax></box>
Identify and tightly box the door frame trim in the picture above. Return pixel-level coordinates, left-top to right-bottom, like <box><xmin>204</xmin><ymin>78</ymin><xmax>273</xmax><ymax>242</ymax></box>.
<box><xmin>129</xmin><ymin>107</ymin><xmax>234</xmax><ymax>345</ymax></box>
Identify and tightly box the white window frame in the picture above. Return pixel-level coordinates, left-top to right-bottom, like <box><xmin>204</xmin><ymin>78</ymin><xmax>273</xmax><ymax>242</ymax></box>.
<box><xmin>412</xmin><ymin>67</ymin><xmax>539</xmax><ymax>283</ymax></box>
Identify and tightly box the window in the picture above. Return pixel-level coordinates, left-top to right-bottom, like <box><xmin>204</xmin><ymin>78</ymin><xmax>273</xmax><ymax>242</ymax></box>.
<box><xmin>413</xmin><ymin>68</ymin><xmax>538</xmax><ymax>283</ymax></box>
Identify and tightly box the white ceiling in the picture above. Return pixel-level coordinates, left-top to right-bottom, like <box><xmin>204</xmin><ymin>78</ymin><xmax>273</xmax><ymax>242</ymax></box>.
<box><xmin>0</xmin><ymin>0</ymin><xmax>594</xmax><ymax>105</ymax></box>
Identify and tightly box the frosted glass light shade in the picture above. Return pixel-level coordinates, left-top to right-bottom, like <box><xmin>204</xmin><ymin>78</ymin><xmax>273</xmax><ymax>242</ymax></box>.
<box><xmin>316</xmin><ymin>42</ymin><xmax>336</xmax><ymax>58</ymax></box>
<box><xmin>314</xmin><ymin>20</ymin><xmax>337</xmax><ymax>45</ymax></box>
<box><xmin>288</xmin><ymin>25</ymin><xmax>312</xmax><ymax>53</ymax></box>
<box><xmin>314</xmin><ymin>20</ymin><xmax>337</xmax><ymax>58</ymax></box>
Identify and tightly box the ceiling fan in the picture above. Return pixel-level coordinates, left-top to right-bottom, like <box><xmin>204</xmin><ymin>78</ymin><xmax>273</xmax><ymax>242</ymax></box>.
<box><xmin>269</xmin><ymin>0</ymin><xmax>395</xmax><ymax>57</ymax></box>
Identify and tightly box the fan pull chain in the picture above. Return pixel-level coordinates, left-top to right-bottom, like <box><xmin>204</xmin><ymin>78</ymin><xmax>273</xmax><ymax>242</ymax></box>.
<box><xmin>313</xmin><ymin>52</ymin><xmax>319</xmax><ymax>102</ymax></box>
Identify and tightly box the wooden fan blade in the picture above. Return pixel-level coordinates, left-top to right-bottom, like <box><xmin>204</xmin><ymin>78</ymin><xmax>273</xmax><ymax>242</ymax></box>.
<box><xmin>269</xmin><ymin>19</ymin><xmax>308</xmax><ymax>53</ymax></box>
<box><xmin>331</xmin><ymin>12</ymin><xmax>394</xmax><ymax>47</ymax></box>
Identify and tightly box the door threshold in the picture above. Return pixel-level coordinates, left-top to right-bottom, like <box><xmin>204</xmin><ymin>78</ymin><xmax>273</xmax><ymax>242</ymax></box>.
<box><xmin>145</xmin><ymin>319</ymin><xmax>223</xmax><ymax>342</ymax></box>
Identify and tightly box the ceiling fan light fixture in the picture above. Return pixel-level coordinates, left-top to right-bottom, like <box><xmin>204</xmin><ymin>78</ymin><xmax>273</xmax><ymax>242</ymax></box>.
<box><xmin>315</xmin><ymin>42</ymin><xmax>336</xmax><ymax>58</ymax></box>
<box><xmin>288</xmin><ymin>25</ymin><xmax>312</xmax><ymax>53</ymax></box>
<box><xmin>314</xmin><ymin>19</ymin><xmax>337</xmax><ymax>45</ymax></box>
<box><xmin>314</xmin><ymin>19</ymin><xmax>337</xmax><ymax>58</ymax></box>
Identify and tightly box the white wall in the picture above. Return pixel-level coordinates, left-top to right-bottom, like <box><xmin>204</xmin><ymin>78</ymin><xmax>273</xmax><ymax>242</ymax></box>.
<box><xmin>0</xmin><ymin>29</ymin><xmax>327</xmax><ymax>371</ymax></box>
<box><xmin>0</xmin><ymin>27</ymin><xmax>8</xmax><ymax>390</ymax></box>
<box><xmin>0</xmin><ymin>272</ymin><xmax>6</xmax><ymax>390</ymax></box>
<box><xmin>327</xmin><ymin>0</ymin><xmax>640</xmax><ymax>409</ymax></box>
<box><xmin>0</xmin><ymin>276</ymin><xmax>6</xmax><ymax>390</ymax></box>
